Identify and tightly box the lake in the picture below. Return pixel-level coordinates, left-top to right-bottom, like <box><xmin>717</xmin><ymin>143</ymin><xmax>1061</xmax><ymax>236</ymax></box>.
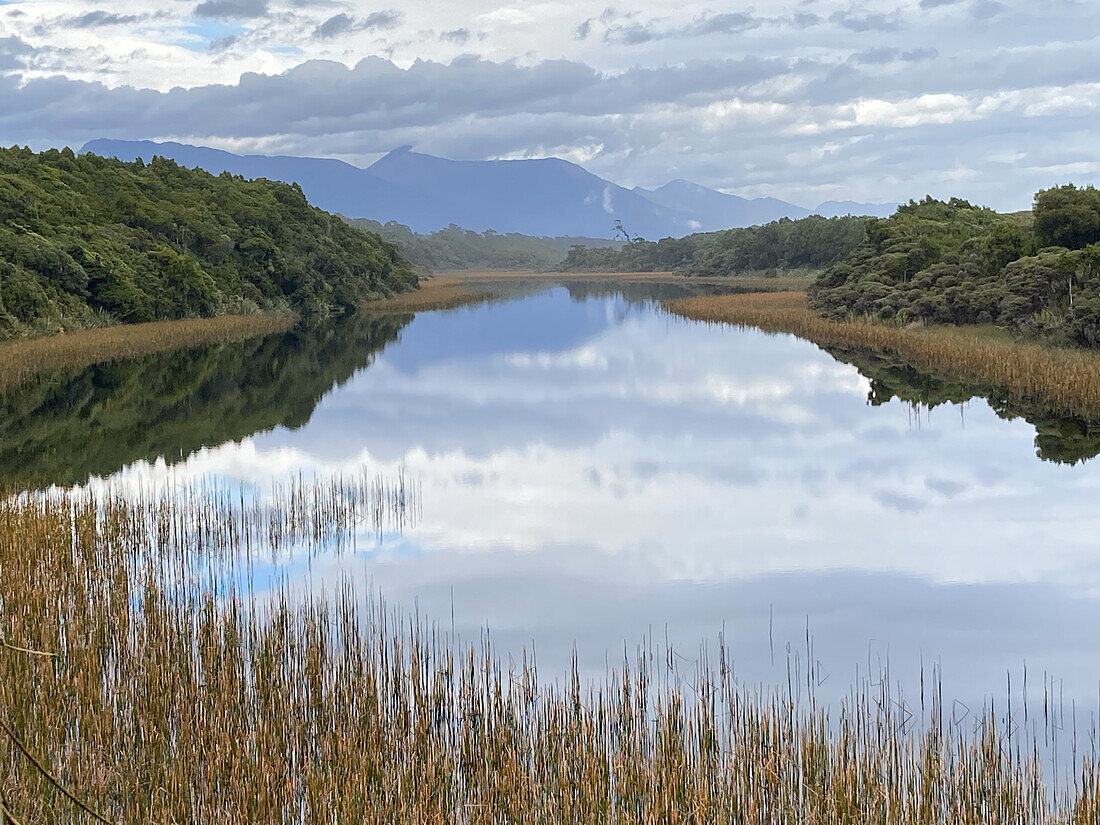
<box><xmin>4</xmin><ymin>281</ymin><xmax>1100</xmax><ymax>717</ymax></box>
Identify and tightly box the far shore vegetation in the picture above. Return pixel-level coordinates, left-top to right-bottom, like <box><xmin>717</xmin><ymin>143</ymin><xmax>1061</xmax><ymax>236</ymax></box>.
<box><xmin>347</xmin><ymin>217</ymin><xmax>621</xmax><ymax>272</ymax></box>
<box><xmin>559</xmin><ymin>213</ymin><xmax>868</xmax><ymax>276</ymax></box>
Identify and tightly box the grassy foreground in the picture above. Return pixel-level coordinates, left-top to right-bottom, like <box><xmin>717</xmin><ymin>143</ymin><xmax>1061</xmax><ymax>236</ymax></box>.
<box><xmin>666</xmin><ymin>291</ymin><xmax>1100</xmax><ymax>420</ymax></box>
<box><xmin>2</xmin><ymin>482</ymin><xmax>1100</xmax><ymax>823</ymax></box>
<box><xmin>0</xmin><ymin>311</ymin><xmax>294</xmax><ymax>388</ymax></box>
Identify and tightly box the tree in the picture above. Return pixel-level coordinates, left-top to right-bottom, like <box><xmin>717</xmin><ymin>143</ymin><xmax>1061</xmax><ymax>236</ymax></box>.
<box><xmin>1033</xmin><ymin>184</ymin><xmax>1100</xmax><ymax>250</ymax></box>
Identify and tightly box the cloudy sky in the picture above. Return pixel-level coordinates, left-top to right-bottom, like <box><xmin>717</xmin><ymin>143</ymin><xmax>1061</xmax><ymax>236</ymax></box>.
<box><xmin>0</xmin><ymin>0</ymin><xmax>1097</xmax><ymax>209</ymax></box>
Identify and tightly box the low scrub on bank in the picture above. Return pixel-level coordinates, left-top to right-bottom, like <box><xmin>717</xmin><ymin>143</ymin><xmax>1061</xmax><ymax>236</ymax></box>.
<box><xmin>2</xmin><ymin>482</ymin><xmax>1099</xmax><ymax>823</ymax></box>
<box><xmin>666</xmin><ymin>291</ymin><xmax>1100</xmax><ymax>420</ymax></box>
<box><xmin>811</xmin><ymin>187</ymin><xmax>1100</xmax><ymax>347</ymax></box>
<box><xmin>0</xmin><ymin>146</ymin><xmax>415</xmax><ymax>338</ymax></box>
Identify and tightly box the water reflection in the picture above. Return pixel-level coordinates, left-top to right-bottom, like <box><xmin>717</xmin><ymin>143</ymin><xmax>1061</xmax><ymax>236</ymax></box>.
<box><xmin>826</xmin><ymin>343</ymin><xmax>1100</xmax><ymax>465</ymax></box>
<box><xmin>0</xmin><ymin>314</ymin><xmax>405</xmax><ymax>488</ymax></box>
<box><xmin>3</xmin><ymin>285</ymin><xmax>1099</xmax><ymax>713</ymax></box>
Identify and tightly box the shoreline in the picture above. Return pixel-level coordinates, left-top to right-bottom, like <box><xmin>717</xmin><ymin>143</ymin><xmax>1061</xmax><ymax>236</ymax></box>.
<box><xmin>664</xmin><ymin>291</ymin><xmax>1100</xmax><ymax>421</ymax></box>
<box><xmin>361</xmin><ymin>269</ymin><xmax>816</xmax><ymax>314</ymax></box>
<box><xmin>0</xmin><ymin>312</ymin><xmax>296</xmax><ymax>388</ymax></box>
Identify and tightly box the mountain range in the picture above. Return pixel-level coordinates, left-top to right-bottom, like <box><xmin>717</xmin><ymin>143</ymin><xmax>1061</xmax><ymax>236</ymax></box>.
<box><xmin>82</xmin><ymin>139</ymin><xmax>897</xmax><ymax>239</ymax></box>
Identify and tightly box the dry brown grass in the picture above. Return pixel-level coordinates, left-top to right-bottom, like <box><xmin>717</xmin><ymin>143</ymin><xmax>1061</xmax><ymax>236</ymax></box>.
<box><xmin>363</xmin><ymin>271</ymin><xmax>814</xmax><ymax>316</ymax></box>
<box><xmin>444</xmin><ymin>269</ymin><xmax>816</xmax><ymax>291</ymax></box>
<box><xmin>0</xmin><ymin>312</ymin><xmax>295</xmax><ymax>389</ymax></box>
<box><xmin>666</xmin><ymin>291</ymin><xmax>1100</xmax><ymax>420</ymax></box>
<box><xmin>2</xmin><ymin>479</ymin><xmax>1098</xmax><ymax>823</ymax></box>
<box><xmin>363</xmin><ymin>277</ymin><xmax>492</xmax><ymax>313</ymax></box>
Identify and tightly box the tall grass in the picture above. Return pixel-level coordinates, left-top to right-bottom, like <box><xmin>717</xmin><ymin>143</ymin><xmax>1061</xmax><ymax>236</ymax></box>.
<box><xmin>2</xmin><ymin>481</ymin><xmax>1099</xmax><ymax>823</ymax></box>
<box><xmin>363</xmin><ymin>279</ymin><xmax>492</xmax><ymax>314</ymax></box>
<box><xmin>666</xmin><ymin>291</ymin><xmax>1100</xmax><ymax>420</ymax></box>
<box><xmin>0</xmin><ymin>312</ymin><xmax>295</xmax><ymax>388</ymax></box>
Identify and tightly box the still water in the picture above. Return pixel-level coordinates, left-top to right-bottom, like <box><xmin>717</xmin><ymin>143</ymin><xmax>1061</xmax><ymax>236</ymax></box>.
<box><xmin>4</xmin><ymin>283</ymin><xmax>1100</xmax><ymax>712</ymax></box>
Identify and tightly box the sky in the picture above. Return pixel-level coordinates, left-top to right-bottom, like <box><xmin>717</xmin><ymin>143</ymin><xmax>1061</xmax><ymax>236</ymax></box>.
<box><xmin>0</xmin><ymin>0</ymin><xmax>1098</xmax><ymax>209</ymax></box>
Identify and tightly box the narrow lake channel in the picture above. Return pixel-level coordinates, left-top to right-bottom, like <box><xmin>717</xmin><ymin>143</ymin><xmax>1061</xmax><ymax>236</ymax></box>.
<box><xmin>4</xmin><ymin>282</ymin><xmax>1099</xmax><ymax>717</ymax></box>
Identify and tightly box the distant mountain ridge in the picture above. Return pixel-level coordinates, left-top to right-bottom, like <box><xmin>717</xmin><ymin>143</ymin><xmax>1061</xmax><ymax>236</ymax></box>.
<box><xmin>82</xmin><ymin>139</ymin><xmax>898</xmax><ymax>239</ymax></box>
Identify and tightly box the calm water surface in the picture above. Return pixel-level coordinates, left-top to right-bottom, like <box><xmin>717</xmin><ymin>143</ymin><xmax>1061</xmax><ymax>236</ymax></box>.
<box><xmin>5</xmin><ymin>283</ymin><xmax>1100</xmax><ymax>711</ymax></box>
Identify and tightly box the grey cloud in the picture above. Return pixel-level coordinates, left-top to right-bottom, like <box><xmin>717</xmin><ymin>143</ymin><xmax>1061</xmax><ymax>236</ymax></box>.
<box><xmin>313</xmin><ymin>10</ymin><xmax>403</xmax><ymax>39</ymax></box>
<box><xmin>604</xmin><ymin>11</ymin><xmax>763</xmax><ymax>45</ymax></box>
<box><xmin>440</xmin><ymin>28</ymin><xmax>470</xmax><ymax>45</ymax></box>
<box><xmin>209</xmin><ymin>35</ymin><xmax>241</xmax><ymax>52</ymax></box>
<box><xmin>971</xmin><ymin>0</ymin><xmax>1005</xmax><ymax>18</ymax></box>
<box><xmin>689</xmin><ymin>12</ymin><xmax>763</xmax><ymax>35</ymax></box>
<box><xmin>851</xmin><ymin>47</ymin><xmax>899</xmax><ymax>64</ymax></box>
<box><xmin>603</xmin><ymin>23</ymin><xmax>655</xmax><ymax>45</ymax></box>
<box><xmin>919</xmin><ymin>0</ymin><xmax>962</xmax><ymax>7</ymax></box>
<box><xmin>900</xmin><ymin>47</ymin><xmax>938</xmax><ymax>61</ymax></box>
<box><xmin>851</xmin><ymin>46</ymin><xmax>939</xmax><ymax>64</ymax></box>
<box><xmin>313</xmin><ymin>13</ymin><xmax>356</xmax><ymax>38</ymax></box>
<box><xmin>0</xmin><ymin>54</ymin><xmax>797</xmax><ymax>148</ymax></box>
<box><xmin>574</xmin><ymin>18</ymin><xmax>593</xmax><ymax>40</ymax></box>
<box><xmin>363</xmin><ymin>10</ymin><xmax>403</xmax><ymax>29</ymax></box>
<box><xmin>0</xmin><ymin>35</ymin><xmax>32</xmax><ymax>72</ymax></box>
<box><xmin>830</xmin><ymin>9</ymin><xmax>902</xmax><ymax>31</ymax></box>
<box><xmin>194</xmin><ymin>0</ymin><xmax>268</xmax><ymax>19</ymax></box>
<box><xmin>64</xmin><ymin>11</ymin><xmax>143</xmax><ymax>28</ymax></box>
<box><xmin>793</xmin><ymin>12</ymin><xmax>823</xmax><ymax>28</ymax></box>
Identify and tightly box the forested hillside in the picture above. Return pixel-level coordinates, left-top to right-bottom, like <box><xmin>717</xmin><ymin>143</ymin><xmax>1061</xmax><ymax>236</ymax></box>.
<box><xmin>559</xmin><ymin>215</ymin><xmax>868</xmax><ymax>276</ymax></box>
<box><xmin>810</xmin><ymin>186</ymin><xmax>1100</xmax><ymax>346</ymax></box>
<box><xmin>0</xmin><ymin>146</ymin><xmax>415</xmax><ymax>338</ymax></box>
<box><xmin>347</xmin><ymin>218</ymin><xmax>620</xmax><ymax>271</ymax></box>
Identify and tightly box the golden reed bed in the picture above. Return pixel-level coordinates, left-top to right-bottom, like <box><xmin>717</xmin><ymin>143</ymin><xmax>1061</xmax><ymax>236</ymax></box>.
<box><xmin>666</xmin><ymin>291</ymin><xmax>1100</xmax><ymax>420</ymax></box>
<box><xmin>2</xmin><ymin>482</ymin><xmax>1100</xmax><ymax>823</ymax></box>
<box><xmin>0</xmin><ymin>312</ymin><xmax>295</xmax><ymax>388</ymax></box>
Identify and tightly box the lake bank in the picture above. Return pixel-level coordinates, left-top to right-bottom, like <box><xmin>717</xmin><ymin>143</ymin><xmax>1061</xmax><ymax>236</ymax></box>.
<box><xmin>665</xmin><ymin>290</ymin><xmax>1100</xmax><ymax>420</ymax></box>
<box><xmin>361</xmin><ymin>269</ymin><xmax>815</xmax><ymax>314</ymax></box>
<box><xmin>0</xmin><ymin>312</ymin><xmax>295</xmax><ymax>388</ymax></box>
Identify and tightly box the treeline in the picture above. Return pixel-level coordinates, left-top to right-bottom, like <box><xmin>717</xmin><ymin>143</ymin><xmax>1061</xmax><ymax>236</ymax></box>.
<box><xmin>810</xmin><ymin>186</ymin><xmax>1100</xmax><ymax>347</ymax></box>
<box><xmin>559</xmin><ymin>215</ymin><xmax>869</xmax><ymax>275</ymax></box>
<box><xmin>0</xmin><ymin>146</ymin><xmax>415</xmax><ymax>338</ymax></box>
<box><xmin>347</xmin><ymin>219</ymin><xmax>621</xmax><ymax>272</ymax></box>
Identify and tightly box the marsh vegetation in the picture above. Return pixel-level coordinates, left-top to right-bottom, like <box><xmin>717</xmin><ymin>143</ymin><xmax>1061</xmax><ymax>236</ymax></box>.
<box><xmin>2</xmin><ymin>481</ymin><xmax>1099</xmax><ymax>824</ymax></box>
<box><xmin>666</xmin><ymin>291</ymin><xmax>1100</xmax><ymax>423</ymax></box>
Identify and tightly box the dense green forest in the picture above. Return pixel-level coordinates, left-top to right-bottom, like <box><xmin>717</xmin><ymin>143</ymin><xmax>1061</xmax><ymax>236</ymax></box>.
<box><xmin>810</xmin><ymin>186</ymin><xmax>1100</xmax><ymax>347</ymax></box>
<box><xmin>347</xmin><ymin>218</ymin><xmax>621</xmax><ymax>272</ymax></box>
<box><xmin>0</xmin><ymin>146</ymin><xmax>415</xmax><ymax>338</ymax></box>
<box><xmin>559</xmin><ymin>215</ymin><xmax>868</xmax><ymax>275</ymax></box>
<box><xmin>0</xmin><ymin>313</ymin><xmax>406</xmax><ymax>488</ymax></box>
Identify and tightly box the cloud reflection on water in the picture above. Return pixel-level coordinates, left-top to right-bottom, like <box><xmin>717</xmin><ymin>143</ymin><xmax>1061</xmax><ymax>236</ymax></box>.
<box><xmin>96</xmin><ymin>288</ymin><xmax>1100</xmax><ymax>704</ymax></box>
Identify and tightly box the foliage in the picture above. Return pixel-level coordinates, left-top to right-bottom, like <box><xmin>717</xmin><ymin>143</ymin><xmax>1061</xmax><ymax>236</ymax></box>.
<box><xmin>347</xmin><ymin>218</ymin><xmax>621</xmax><ymax>272</ymax></box>
<box><xmin>810</xmin><ymin>189</ymin><xmax>1100</xmax><ymax>347</ymax></box>
<box><xmin>0</xmin><ymin>146</ymin><xmax>415</xmax><ymax>338</ymax></box>
<box><xmin>0</xmin><ymin>313</ymin><xmax>406</xmax><ymax>488</ymax></box>
<box><xmin>559</xmin><ymin>214</ymin><xmax>868</xmax><ymax>275</ymax></box>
